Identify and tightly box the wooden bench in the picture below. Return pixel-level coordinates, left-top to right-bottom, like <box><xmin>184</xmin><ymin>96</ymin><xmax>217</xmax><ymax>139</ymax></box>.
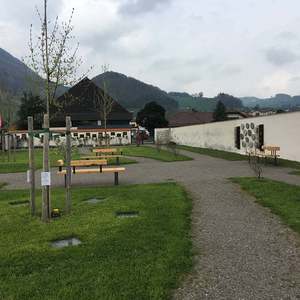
<box><xmin>246</xmin><ymin>146</ymin><xmax>280</xmax><ymax>165</ymax></box>
<box><xmin>93</xmin><ymin>148</ymin><xmax>122</xmax><ymax>155</ymax></box>
<box><xmin>262</xmin><ymin>145</ymin><xmax>280</xmax><ymax>165</ymax></box>
<box><xmin>81</xmin><ymin>154</ymin><xmax>123</xmax><ymax>165</ymax></box>
<box><xmin>57</xmin><ymin>159</ymin><xmax>125</xmax><ymax>185</ymax></box>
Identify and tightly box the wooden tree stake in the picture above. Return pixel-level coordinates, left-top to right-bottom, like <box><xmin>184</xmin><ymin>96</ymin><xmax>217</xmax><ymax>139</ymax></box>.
<box><xmin>42</xmin><ymin>114</ymin><xmax>51</xmax><ymax>222</ymax></box>
<box><xmin>65</xmin><ymin>116</ymin><xmax>72</xmax><ymax>214</ymax></box>
<box><xmin>28</xmin><ymin>117</ymin><xmax>36</xmax><ymax>216</ymax></box>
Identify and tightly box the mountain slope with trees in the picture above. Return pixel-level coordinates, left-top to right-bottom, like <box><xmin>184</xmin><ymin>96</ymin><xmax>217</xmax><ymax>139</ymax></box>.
<box><xmin>92</xmin><ymin>71</ymin><xmax>178</xmax><ymax>112</ymax></box>
<box><xmin>0</xmin><ymin>48</ymin><xmax>42</xmax><ymax>95</ymax></box>
<box><xmin>1</xmin><ymin>47</ymin><xmax>300</xmax><ymax>115</ymax></box>
<box><xmin>169</xmin><ymin>92</ymin><xmax>243</xmax><ymax>111</ymax></box>
<box><xmin>168</xmin><ymin>92</ymin><xmax>217</xmax><ymax>112</ymax></box>
<box><xmin>241</xmin><ymin>94</ymin><xmax>300</xmax><ymax>109</ymax></box>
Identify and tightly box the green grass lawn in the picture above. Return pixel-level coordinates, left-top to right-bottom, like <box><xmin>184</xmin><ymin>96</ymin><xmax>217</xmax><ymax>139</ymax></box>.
<box><xmin>0</xmin><ymin>183</ymin><xmax>192</xmax><ymax>300</ymax></box>
<box><xmin>0</xmin><ymin>149</ymin><xmax>136</xmax><ymax>174</ymax></box>
<box><xmin>107</xmin><ymin>156</ymin><xmax>137</xmax><ymax>165</ymax></box>
<box><xmin>178</xmin><ymin>145</ymin><xmax>300</xmax><ymax>170</ymax></box>
<box><xmin>120</xmin><ymin>145</ymin><xmax>192</xmax><ymax>162</ymax></box>
<box><xmin>177</xmin><ymin>145</ymin><xmax>247</xmax><ymax>161</ymax></box>
<box><xmin>290</xmin><ymin>170</ymin><xmax>300</xmax><ymax>176</ymax></box>
<box><xmin>231</xmin><ymin>177</ymin><xmax>300</xmax><ymax>234</ymax></box>
<box><xmin>0</xmin><ymin>182</ymin><xmax>6</xmax><ymax>189</ymax></box>
<box><xmin>0</xmin><ymin>149</ymin><xmax>80</xmax><ymax>174</ymax></box>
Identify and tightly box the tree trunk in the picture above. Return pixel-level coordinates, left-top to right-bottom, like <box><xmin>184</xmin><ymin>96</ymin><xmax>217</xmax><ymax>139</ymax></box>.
<box><xmin>41</xmin><ymin>0</ymin><xmax>51</xmax><ymax>222</ymax></box>
<box><xmin>13</xmin><ymin>134</ymin><xmax>16</xmax><ymax>162</ymax></box>
<box><xmin>104</xmin><ymin>118</ymin><xmax>108</xmax><ymax>147</ymax></box>
<box><xmin>7</xmin><ymin>134</ymin><xmax>11</xmax><ymax>162</ymax></box>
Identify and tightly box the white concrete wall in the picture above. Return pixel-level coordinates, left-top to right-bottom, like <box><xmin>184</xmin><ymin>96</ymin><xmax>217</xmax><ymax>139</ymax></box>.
<box><xmin>155</xmin><ymin>111</ymin><xmax>300</xmax><ymax>162</ymax></box>
<box><xmin>12</xmin><ymin>130</ymin><xmax>132</xmax><ymax>148</ymax></box>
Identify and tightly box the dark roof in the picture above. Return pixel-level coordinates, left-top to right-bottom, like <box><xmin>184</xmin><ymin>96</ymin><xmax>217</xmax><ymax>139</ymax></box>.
<box><xmin>53</xmin><ymin>77</ymin><xmax>132</xmax><ymax>122</ymax></box>
<box><xmin>168</xmin><ymin>111</ymin><xmax>214</xmax><ymax>127</ymax></box>
<box><xmin>226</xmin><ymin>111</ymin><xmax>249</xmax><ymax>118</ymax></box>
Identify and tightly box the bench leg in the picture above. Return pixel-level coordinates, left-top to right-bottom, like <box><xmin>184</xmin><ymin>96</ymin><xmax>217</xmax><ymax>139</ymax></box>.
<box><xmin>114</xmin><ymin>172</ymin><xmax>119</xmax><ymax>185</ymax></box>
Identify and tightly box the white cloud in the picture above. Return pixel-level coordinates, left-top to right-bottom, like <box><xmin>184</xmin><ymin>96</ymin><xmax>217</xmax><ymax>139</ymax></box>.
<box><xmin>2</xmin><ymin>0</ymin><xmax>300</xmax><ymax>97</ymax></box>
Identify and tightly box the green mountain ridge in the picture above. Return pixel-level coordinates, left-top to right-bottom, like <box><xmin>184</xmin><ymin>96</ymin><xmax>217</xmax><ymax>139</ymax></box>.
<box><xmin>1</xmin><ymin>47</ymin><xmax>300</xmax><ymax>116</ymax></box>
<box><xmin>92</xmin><ymin>71</ymin><xmax>178</xmax><ymax>112</ymax></box>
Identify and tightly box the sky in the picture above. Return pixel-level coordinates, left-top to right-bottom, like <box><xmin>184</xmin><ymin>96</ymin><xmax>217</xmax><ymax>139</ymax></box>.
<box><xmin>1</xmin><ymin>0</ymin><xmax>300</xmax><ymax>98</ymax></box>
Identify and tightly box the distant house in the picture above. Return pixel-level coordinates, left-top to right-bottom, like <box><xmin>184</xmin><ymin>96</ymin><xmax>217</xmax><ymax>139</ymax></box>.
<box><xmin>168</xmin><ymin>111</ymin><xmax>214</xmax><ymax>127</ymax></box>
<box><xmin>248</xmin><ymin>109</ymin><xmax>277</xmax><ymax>117</ymax></box>
<box><xmin>225</xmin><ymin>111</ymin><xmax>248</xmax><ymax>120</ymax></box>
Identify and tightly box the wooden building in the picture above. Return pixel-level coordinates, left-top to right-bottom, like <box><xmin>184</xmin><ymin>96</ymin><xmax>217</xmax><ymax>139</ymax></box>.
<box><xmin>11</xmin><ymin>78</ymin><xmax>134</xmax><ymax>147</ymax></box>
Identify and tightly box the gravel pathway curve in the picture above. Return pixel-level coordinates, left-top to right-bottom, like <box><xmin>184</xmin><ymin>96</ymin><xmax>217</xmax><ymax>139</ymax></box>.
<box><xmin>1</xmin><ymin>148</ymin><xmax>300</xmax><ymax>299</ymax></box>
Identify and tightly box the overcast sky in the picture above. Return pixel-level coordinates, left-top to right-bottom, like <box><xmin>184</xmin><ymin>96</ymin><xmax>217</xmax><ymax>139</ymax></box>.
<box><xmin>2</xmin><ymin>0</ymin><xmax>300</xmax><ymax>97</ymax></box>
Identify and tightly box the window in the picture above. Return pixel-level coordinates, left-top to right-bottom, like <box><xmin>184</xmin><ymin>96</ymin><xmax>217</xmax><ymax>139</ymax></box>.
<box><xmin>235</xmin><ymin>126</ymin><xmax>240</xmax><ymax>149</ymax></box>
<box><xmin>86</xmin><ymin>133</ymin><xmax>91</xmax><ymax>137</ymax></box>
<box><xmin>73</xmin><ymin>133</ymin><xmax>78</xmax><ymax>137</ymax></box>
<box><xmin>92</xmin><ymin>134</ymin><xmax>97</xmax><ymax>138</ymax></box>
<box><xmin>79</xmin><ymin>134</ymin><xmax>84</xmax><ymax>138</ymax></box>
<box><xmin>258</xmin><ymin>124</ymin><xmax>264</xmax><ymax>150</ymax></box>
<box><xmin>110</xmin><ymin>132</ymin><xmax>115</xmax><ymax>136</ymax></box>
<box><xmin>123</xmin><ymin>132</ymin><xmax>128</xmax><ymax>136</ymax></box>
<box><xmin>117</xmin><ymin>133</ymin><xmax>121</xmax><ymax>137</ymax></box>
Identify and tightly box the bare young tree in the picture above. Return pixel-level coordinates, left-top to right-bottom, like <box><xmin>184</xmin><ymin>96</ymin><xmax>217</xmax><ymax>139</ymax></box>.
<box><xmin>25</xmin><ymin>0</ymin><xmax>89</xmax><ymax>221</ymax></box>
<box><xmin>93</xmin><ymin>65</ymin><xmax>114</xmax><ymax>147</ymax></box>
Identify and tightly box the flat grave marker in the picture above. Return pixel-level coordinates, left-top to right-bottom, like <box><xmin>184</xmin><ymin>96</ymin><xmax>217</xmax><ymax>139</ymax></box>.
<box><xmin>51</xmin><ymin>237</ymin><xmax>82</xmax><ymax>249</ymax></box>
<box><xmin>116</xmin><ymin>211</ymin><xmax>139</xmax><ymax>218</ymax></box>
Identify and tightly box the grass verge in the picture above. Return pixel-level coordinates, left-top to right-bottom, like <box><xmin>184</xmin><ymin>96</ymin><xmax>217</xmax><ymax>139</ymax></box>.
<box><xmin>231</xmin><ymin>177</ymin><xmax>300</xmax><ymax>234</ymax></box>
<box><xmin>121</xmin><ymin>145</ymin><xmax>192</xmax><ymax>162</ymax></box>
<box><xmin>0</xmin><ymin>182</ymin><xmax>7</xmax><ymax>189</ymax></box>
<box><xmin>290</xmin><ymin>170</ymin><xmax>300</xmax><ymax>176</ymax></box>
<box><xmin>0</xmin><ymin>149</ymin><xmax>80</xmax><ymax>174</ymax></box>
<box><xmin>178</xmin><ymin>145</ymin><xmax>300</xmax><ymax>170</ymax></box>
<box><xmin>0</xmin><ymin>183</ymin><xmax>192</xmax><ymax>299</ymax></box>
<box><xmin>177</xmin><ymin>145</ymin><xmax>247</xmax><ymax>161</ymax></box>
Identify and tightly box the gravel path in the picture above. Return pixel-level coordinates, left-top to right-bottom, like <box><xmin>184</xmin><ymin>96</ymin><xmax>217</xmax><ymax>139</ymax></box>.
<box><xmin>1</xmin><ymin>149</ymin><xmax>300</xmax><ymax>299</ymax></box>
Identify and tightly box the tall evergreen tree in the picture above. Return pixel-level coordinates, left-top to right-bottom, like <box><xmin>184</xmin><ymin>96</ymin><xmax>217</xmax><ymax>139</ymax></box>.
<box><xmin>136</xmin><ymin>101</ymin><xmax>168</xmax><ymax>135</ymax></box>
<box><xmin>17</xmin><ymin>92</ymin><xmax>45</xmax><ymax>129</ymax></box>
<box><xmin>213</xmin><ymin>101</ymin><xmax>227</xmax><ymax>121</ymax></box>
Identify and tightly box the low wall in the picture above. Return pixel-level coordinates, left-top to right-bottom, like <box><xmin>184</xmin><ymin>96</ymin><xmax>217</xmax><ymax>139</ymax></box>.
<box><xmin>155</xmin><ymin>111</ymin><xmax>300</xmax><ymax>162</ymax></box>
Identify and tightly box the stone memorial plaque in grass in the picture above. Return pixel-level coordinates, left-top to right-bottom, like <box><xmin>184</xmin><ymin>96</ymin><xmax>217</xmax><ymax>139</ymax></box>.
<box><xmin>116</xmin><ymin>211</ymin><xmax>139</xmax><ymax>218</ymax></box>
<box><xmin>9</xmin><ymin>200</ymin><xmax>29</xmax><ymax>207</ymax></box>
<box><xmin>51</xmin><ymin>237</ymin><xmax>82</xmax><ymax>249</ymax></box>
<box><xmin>85</xmin><ymin>197</ymin><xmax>106</xmax><ymax>204</ymax></box>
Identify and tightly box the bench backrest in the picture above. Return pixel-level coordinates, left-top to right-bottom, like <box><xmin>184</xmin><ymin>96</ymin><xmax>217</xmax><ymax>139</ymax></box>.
<box><xmin>262</xmin><ymin>145</ymin><xmax>280</xmax><ymax>155</ymax></box>
<box><xmin>57</xmin><ymin>159</ymin><xmax>107</xmax><ymax>167</ymax></box>
<box><xmin>93</xmin><ymin>148</ymin><xmax>118</xmax><ymax>154</ymax></box>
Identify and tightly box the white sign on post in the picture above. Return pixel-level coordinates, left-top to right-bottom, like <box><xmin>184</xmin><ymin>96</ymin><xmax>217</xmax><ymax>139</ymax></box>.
<box><xmin>27</xmin><ymin>170</ymin><xmax>31</xmax><ymax>183</ymax></box>
<box><xmin>41</xmin><ymin>172</ymin><xmax>51</xmax><ymax>186</ymax></box>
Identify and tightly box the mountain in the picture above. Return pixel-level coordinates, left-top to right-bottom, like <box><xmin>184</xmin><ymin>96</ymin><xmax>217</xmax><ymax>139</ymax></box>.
<box><xmin>92</xmin><ymin>71</ymin><xmax>178</xmax><ymax>112</ymax></box>
<box><xmin>168</xmin><ymin>92</ymin><xmax>217</xmax><ymax>112</ymax></box>
<box><xmin>241</xmin><ymin>94</ymin><xmax>300</xmax><ymax>109</ymax></box>
<box><xmin>0</xmin><ymin>48</ymin><xmax>42</xmax><ymax>95</ymax></box>
<box><xmin>168</xmin><ymin>92</ymin><xmax>243</xmax><ymax>112</ymax></box>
